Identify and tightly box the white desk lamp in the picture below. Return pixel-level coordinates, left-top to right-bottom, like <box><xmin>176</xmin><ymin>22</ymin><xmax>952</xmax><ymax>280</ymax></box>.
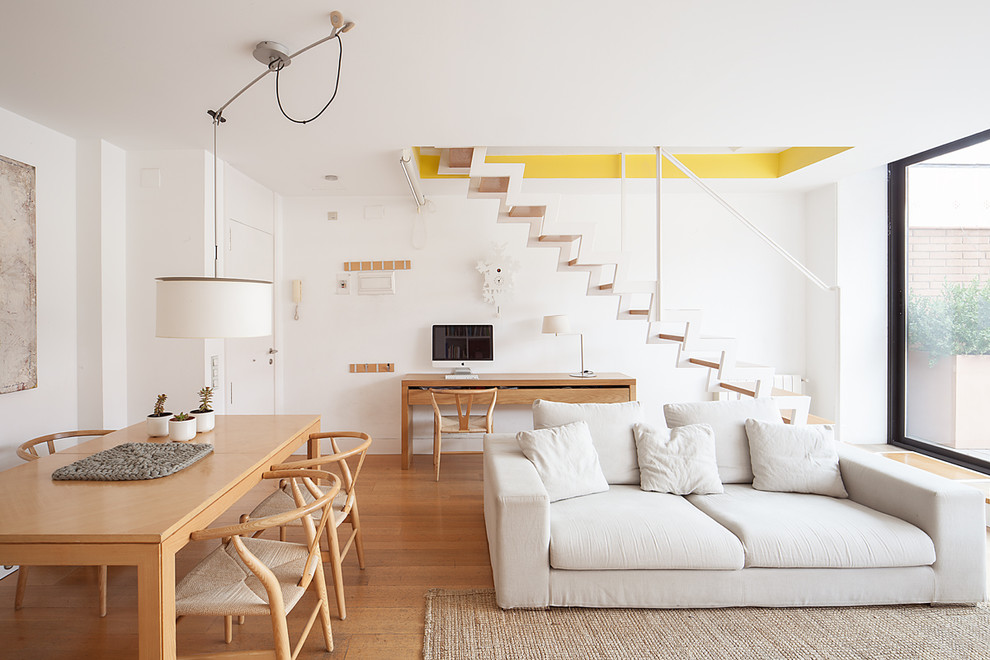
<box><xmin>542</xmin><ymin>314</ymin><xmax>596</xmax><ymax>378</ymax></box>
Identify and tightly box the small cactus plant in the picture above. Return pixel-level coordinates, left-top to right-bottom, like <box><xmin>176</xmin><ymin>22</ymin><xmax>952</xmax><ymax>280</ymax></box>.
<box><xmin>196</xmin><ymin>386</ymin><xmax>214</xmax><ymax>413</ymax></box>
<box><xmin>152</xmin><ymin>394</ymin><xmax>168</xmax><ymax>417</ymax></box>
<box><xmin>171</xmin><ymin>412</ymin><xmax>192</xmax><ymax>422</ymax></box>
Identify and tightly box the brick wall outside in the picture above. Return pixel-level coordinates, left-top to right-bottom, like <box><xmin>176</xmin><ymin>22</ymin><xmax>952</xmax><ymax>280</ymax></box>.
<box><xmin>908</xmin><ymin>227</ymin><xmax>990</xmax><ymax>296</ymax></box>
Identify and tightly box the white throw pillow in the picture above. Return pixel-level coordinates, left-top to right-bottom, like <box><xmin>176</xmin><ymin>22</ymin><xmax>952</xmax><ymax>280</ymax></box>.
<box><xmin>633</xmin><ymin>422</ymin><xmax>723</xmax><ymax>495</ymax></box>
<box><xmin>663</xmin><ymin>398</ymin><xmax>782</xmax><ymax>483</ymax></box>
<box><xmin>745</xmin><ymin>419</ymin><xmax>848</xmax><ymax>498</ymax></box>
<box><xmin>532</xmin><ymin>399</ymin><xmax>643</xmax><ymax>485</ymax></box>
<box><xmin>516</xmin><ymin>421</ymin><xmax>609</xmax><ymax>502</ymax></box>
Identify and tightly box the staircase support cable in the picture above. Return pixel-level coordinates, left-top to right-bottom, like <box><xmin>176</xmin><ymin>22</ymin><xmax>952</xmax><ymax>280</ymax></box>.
<box><xmin>660</xmin><ymin>149</ymin><xmax>834</xmax><ymax>292</ymax></box>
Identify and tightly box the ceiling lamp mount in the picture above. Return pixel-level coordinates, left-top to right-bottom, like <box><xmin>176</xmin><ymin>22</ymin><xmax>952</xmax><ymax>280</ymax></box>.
<box><xmin>253</xmin><ymin>41</ymin><xmax>292</xmax><ymax>70</ymax></box>
<box><xmin>208</xmin><ymin>9</ymin><xmax>356</xmax><ymax>125</ymax></box>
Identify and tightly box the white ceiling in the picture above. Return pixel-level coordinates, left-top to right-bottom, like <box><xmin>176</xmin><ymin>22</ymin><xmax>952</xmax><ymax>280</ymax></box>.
<box><xmin>3</xmin><ymin>1</ymin><xmax>990</xmax><ymax>196</ymax></box>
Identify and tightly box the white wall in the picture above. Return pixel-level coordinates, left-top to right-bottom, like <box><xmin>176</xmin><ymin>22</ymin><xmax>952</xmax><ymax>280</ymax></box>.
<box><xmin>804</xmin><ymin>184</ymin><xmax>839</xmax><ymax>424</ymax></box>
<box><xmin>0</xmin><ymin>107</ymin><xmax>78</xmax><ymax>471</ymax></box>
<box><xmin>836</xmin><ymin>167</ymin><xmax>888</xmax><ymax>443</ymax></box>
<box><xmin>279</xmin><ymin>185</ymin><xmax>809</xmax><ymax>455</ymax></box>
<box><xmin>76</xmin><ymin>139</ymin><xmax>128</xmax><ymax>429</ymax></box>
<box><xmin>125</xmin><ymin>150</ymin><xmax>213</xmax><ymax>423</ymax></box>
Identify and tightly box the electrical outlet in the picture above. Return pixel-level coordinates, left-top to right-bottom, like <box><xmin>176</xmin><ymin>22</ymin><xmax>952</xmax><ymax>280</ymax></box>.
<box><xmin>327</xmin><ymin>211</ymin><xmax>338</xmax><ymax>221</ymax></box>
<box><xmin>336</xmin><ymin>273</ymin><xmax>350</xmax><ymax>294</ymax></box>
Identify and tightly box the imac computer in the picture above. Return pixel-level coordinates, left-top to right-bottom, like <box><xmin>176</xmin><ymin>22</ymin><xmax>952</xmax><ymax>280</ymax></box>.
<box><xmin>431</xmin><ymin>324</ymin><xmax>493</xmax><ymax>379</ymax></box>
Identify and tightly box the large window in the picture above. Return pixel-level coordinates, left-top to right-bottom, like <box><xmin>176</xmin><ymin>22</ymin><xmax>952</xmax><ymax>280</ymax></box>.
<box><xmin>890</xmin><ymin>128</ymin><xmax>990</xmax><ymax>472</ymax></box>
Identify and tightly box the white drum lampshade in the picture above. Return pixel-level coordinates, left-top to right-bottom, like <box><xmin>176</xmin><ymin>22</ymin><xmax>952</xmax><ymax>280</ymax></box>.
<box><xmin>156</xmin><ymin>277</ymin><xmax>273</xmax><ymax>338</ymax></box>
<box><xmin>541</xmin><ymin>314</ymin><xmax>572</xmax><ymax>335</ymax></box>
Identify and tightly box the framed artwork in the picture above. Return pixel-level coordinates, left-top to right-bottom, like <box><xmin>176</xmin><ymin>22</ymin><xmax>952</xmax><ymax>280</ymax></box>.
<box><xmin>0</xmin><ymin>154</ymin><xmax>37</xmax><ymax>394</ymax></box>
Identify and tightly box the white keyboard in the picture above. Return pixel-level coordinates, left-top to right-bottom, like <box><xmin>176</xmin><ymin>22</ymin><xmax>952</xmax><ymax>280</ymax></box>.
<box><xmin>445</xmin><ymin>374</ymin><xmax>480</xmax><ymax>380</ymax></box>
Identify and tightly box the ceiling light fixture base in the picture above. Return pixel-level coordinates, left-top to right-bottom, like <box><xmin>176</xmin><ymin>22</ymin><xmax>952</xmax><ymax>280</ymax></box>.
<box><xmin>253</xmin><ymin>41</ymin><xmax>292</xmax><ymax>70</ymax></box>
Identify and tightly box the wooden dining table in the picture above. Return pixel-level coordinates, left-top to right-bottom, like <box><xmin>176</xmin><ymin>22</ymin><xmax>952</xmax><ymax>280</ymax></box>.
<box><xmin>0</xmin><ymin>414</ymin><xmax>321</xmax><ymax>660</ymax></box>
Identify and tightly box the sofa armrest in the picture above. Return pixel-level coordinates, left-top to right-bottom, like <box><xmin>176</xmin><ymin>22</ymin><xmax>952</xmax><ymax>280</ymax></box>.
<box><xmin>483</xmin><ymin>433</ymin><xmax>550</xmax><ymax>609</ymax></box>
<box><xmin>838</xmin><ymin>444</ymin><xmax>987</xmax><ymax>603</ymax></box>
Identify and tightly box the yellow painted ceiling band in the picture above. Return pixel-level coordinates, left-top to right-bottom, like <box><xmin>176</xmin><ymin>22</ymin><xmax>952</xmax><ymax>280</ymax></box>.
<box><xmin>777</xmin><ymin>147</ymin><xmax>853</xmax><ymax>177</ymax></box>
<box><xmin>415</xmin><ymin>147</ymin><xmax>851</xmax><ymax>180</ymax></box>
<box><xmin>484</xmin><ymin>155</ymin><xmax>621</xmax><ymax>178</ymax></box>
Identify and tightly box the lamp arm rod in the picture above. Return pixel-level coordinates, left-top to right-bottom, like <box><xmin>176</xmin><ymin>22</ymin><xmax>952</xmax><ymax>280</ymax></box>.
<box><xmin>210</xmin><ymin>69</ymin><xmax>274</xmax><ymax>120</ymax></box>
<box><xmin>210</xmin><ymin>28</ymin><xmax>349</xmax><ymax>120</ymax></box>
<box><xmin>288</xmin><ymin>31</ymin><xmax>339</xmax><ymax>60</ymax></box>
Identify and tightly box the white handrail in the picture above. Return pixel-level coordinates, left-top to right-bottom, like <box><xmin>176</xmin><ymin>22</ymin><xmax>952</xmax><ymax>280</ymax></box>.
<box><xmin>660</xmin><ymin>148</ymin><xmax>836</xmax><ymax>292</ymax></box>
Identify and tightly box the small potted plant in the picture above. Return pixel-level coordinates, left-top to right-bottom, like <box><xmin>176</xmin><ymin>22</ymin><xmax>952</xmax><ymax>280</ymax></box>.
<box><xmin>191</xmin><ymin>386</ymin><xmax>215</xmax><ymax>432</ymax></box>
<box><xmin>147</xmin><ymin>394</ymin><xmax>172</xmax><ymax>437</ymax></box>
<box><xmin>168</xmin><ymin>412</ymin><xmax>197</xmax><ymax>442</ymax></box>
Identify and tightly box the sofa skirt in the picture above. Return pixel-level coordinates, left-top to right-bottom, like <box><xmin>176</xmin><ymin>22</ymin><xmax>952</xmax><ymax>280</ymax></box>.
<box><xmin>546</xmin><ymin>566</ymin><xmax>936</xmax><ymax>609</ymax></box>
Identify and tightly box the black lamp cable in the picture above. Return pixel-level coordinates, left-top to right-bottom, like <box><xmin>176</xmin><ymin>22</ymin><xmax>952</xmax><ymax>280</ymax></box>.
<box><xmin>275</xmin><ymin>34</ymin><xmax>343</xmax><ymax>124</ymax></box>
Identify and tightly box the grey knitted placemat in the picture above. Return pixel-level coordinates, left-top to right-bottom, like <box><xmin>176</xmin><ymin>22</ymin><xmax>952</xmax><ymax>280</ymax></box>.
<box><xmin>52</xmin><ymin>442</ymin><xmax>214</xmax><ymax>481</ymax></box>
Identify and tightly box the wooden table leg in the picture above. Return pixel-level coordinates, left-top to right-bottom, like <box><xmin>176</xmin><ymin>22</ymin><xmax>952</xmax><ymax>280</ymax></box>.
<box><xmin>137</xmin><ymin>543</ymin><xmax>176</xmax><ymax>660</ymax></box>
<box><xmin>401</xmin><ymin>387</ymin><xmax>412</xmax><ymax>469</ymax></box>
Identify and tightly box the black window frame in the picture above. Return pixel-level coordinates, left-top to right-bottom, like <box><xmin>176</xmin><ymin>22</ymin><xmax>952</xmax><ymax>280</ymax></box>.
<box><xmin>888</xmin><ymin>127</ymin><xmax>990</xmax><ymax>474</ymax></box>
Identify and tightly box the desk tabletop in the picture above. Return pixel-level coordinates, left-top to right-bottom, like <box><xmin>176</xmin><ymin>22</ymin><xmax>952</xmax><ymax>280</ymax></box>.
<box><xmin>0</xmin><ymin>415</ymin><xmax>319</xmax><ymax>545</ymax></box>
<box><xmin>401</xmin><ymin>372</ymin><xmax>635</xmax><ymax>387</ymax></box>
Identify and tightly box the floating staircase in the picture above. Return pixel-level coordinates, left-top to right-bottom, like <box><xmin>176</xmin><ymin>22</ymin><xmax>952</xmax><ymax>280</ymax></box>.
<box><xmin>431</xmin><ymin>146</ymin><xmax>817</xmax><ymax>424</ymax></box>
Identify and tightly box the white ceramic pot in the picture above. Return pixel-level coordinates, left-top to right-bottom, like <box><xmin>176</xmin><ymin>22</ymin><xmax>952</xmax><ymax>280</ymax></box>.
<box><xmin>192</xmin><ymin>410</ymin><xmax>215</xmax><ymax>433</ymax></box>
<box><xmin>147</xmin><ymin>414</ymin><xmax>172</xmax><ymax>437</ymax></box>
<box><xmin>168</xmin><ymin>417</ymin><xmax>198</xmax><ymax>442</ymax></box>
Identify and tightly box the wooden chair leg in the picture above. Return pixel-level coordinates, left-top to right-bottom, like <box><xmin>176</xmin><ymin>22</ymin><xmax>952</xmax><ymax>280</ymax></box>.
<box><xmin>98</xmin><ymin>565</ymin><xmax>108</xmax><ymax>617</ymax></box>
<box><xmin>270</xmin><ymin>599</ymin><xmax>292</xmax><ymax>660</ymax></box>
<box><xmin>350</xmin><ymin>503</ymin><xmax>366</xmax><ymax>570</ymax></box>
<box><xmin>434</xmin><ymin>430</ymin><xmax>442</xmax><ymax>481</ymax></box>
<box><xmin>313</xmin><ymin>560</ymin><xmax>335</xmax><ymax>651</ymax></box>
<box><xmin>326</xmin><ymin>524</ymin><xmax>347</xmax><ymax>620</ymax></box>
<box><xmin>14</xmin><ymin>566</ymin><xmax>29</xmax><ymax>610</ymax></box>
<box><xmin>224</xmin><ymin>615</ymin><xmax>233</xmax><ymax>643</ymax></box>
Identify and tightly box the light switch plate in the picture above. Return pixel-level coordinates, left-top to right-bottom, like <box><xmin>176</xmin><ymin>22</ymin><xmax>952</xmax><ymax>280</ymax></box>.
<box><xmin>327</xmin><ymin>211</ymin><xmax>338</xmax><ymax>221</ymax></box>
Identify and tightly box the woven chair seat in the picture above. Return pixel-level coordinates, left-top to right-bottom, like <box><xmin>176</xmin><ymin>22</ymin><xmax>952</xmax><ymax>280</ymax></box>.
<box><xmin>440</xmin><ymin>415</ymin><xmax>489</xmax><ymax>433</ymax></box>
<box><xmin>249</xmin><ymin>488</ymin><xmax>348</xmax><ymax>527</ymax></box>
<box><xmin>175</xmin><ymin>537</ymin><xmax>312</xmax><ymax>617</ymax></box>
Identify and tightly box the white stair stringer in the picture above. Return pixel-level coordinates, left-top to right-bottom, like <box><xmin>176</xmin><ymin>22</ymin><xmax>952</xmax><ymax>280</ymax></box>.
<box><xmin>435</xmin><ymin>147</ymin><xmax>811</xmax><ymax>424</ymax></box>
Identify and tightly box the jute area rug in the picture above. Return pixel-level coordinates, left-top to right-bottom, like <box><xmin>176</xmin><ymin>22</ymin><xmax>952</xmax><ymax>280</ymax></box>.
<box><xmin>423</xmin><ymin>589</ymin><xmax>990</xmax><ymax>659</ymax></box>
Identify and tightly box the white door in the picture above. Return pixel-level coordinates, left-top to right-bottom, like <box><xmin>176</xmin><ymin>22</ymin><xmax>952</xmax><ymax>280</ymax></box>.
<box><xmin>225</xmin><ymin>217</ymin><xmax>275</xmax><ymax>414</ymax></box>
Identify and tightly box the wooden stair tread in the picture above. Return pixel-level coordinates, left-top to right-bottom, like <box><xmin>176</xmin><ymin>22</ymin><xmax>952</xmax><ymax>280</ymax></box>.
<box><xmin>781</xmin><ymin>413</ymin><xmax>833</xmax><ymax>425</ymax></box>
<box><xmin>657</xmin><ymin>333</ymin><xmax>685</xmax><ymax>342</ymax></box>
<box><xmin>538</xmin><ymin>234</ymin><xmax>581</xmax><ymax>242</ymax></box>
<box><xmin>478</xmin><ymin>177</ymin><xmax>509</xmax><ymax>193</ymax></box>
<box><xmin>719</xmin><ymin>382</ymin><xmax>756</xmax><ymax>397</ymax></box>
<box><xmin>508</xmin><ymin>205</ymin><xmax>546</xmax><ymax>218</ymax></box>
<box><xmin>688</xmin><ymin>357</ymin><xmax>720</xmax><ymax>369</ymax></box>
<box><xmin>628</xmin><ymin>309</ymin><xmax>650</xmax><ymax>316</ymax></box>
<box><xmin>448</xmin><ymin>148</ymin><xmax>474</xmax><ymax>168</ymax></box>
<box><xmin>771</xmin><ymin>387</ymin><xmax>804</xmax><ymax>397</ymax></box>
<box><xmin>598</xmin><ymin>283</ymin><xmax>614</xmax><ymax>290</ymax></box>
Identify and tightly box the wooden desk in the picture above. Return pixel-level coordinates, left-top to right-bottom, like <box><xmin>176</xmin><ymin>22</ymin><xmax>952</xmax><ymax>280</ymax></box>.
<box><xmin>0</xmin><ymin>414</ymin><xmax>320</xmax><ymax>660</ymax></box>
<box><xmin>400</xmin><ymin>372</ymin><xmax>636</xmax><ymax>469</ymax></box>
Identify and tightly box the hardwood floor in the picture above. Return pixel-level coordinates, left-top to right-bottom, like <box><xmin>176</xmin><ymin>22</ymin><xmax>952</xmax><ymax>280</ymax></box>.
<box><xmin>1</xmin><ymin>453</ymin><xmax>988</xmax><ymax>659</ymax></box>
<box><xmin>0</xmin><ymin>454</ymin><xmax>493</xmax><ymax>659</ymax></box>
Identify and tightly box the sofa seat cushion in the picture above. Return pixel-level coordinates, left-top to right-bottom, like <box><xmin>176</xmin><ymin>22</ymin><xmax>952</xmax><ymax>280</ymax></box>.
<box><xmin>549</xmin><ymin>485</ymin><xmax>745</xmax><ymax>570</ymax></box>
<box><xmin>687</xmin><ymin>484</ymin><xmax>936</xmax><ymax>569</ymax></box>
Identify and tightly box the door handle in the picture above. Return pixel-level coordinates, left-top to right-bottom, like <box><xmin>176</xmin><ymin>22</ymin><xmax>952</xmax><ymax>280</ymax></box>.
<box><xmin>268</xmin><ymin>348</ymin><xmax>278</xmax><ymax>355</ymax></box>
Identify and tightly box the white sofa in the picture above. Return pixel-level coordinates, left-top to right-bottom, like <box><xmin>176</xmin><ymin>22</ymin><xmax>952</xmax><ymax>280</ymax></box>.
<box><xmin>483</xmin><ymin>400</ymin><xmax>987</xmax><ymax>610</ymax></box>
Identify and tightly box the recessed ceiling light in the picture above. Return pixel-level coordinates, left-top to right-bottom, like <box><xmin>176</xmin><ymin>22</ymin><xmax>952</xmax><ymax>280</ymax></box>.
<box><xmin>324</xmin><ymin>174</ymin><xmax>339</xmax><ymax>181</ymax></box>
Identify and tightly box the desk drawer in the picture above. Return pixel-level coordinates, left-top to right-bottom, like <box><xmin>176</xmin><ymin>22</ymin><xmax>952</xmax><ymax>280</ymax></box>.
<box><xmin>407</xmin><ymin>387</ymin><xmax>631</xmax><ymax>405</ymax></box>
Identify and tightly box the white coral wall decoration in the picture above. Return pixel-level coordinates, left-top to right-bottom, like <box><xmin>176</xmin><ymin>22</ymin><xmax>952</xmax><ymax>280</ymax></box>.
<box><xmin>476</xmin><ymin>244</ymin><xmax>519</xmax><ymax>317</ymax></box>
